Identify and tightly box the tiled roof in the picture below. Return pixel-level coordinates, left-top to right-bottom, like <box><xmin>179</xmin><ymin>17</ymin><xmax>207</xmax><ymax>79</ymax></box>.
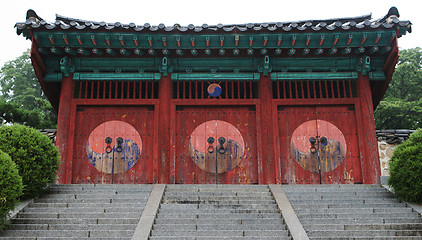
<box><xmin>39</xmin><ymin>129</ymin><xmax>56</xmax><ymax>143</ymax></box>
<box><xmin>16</xmin><ymin>7</ymin><xmax>412</xmax><ymax>35</ymax></box>
<box><xmin>376</xmin><ymin>129</ymin><xmax>416</xmax><ymax>144</ymax></box>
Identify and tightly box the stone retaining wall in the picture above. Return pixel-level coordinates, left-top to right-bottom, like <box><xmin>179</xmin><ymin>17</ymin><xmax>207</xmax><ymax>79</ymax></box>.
<box><xmin>376</xmin><ymin>130</ymin><xmax>415</xmax><ymax>177</ymax></box>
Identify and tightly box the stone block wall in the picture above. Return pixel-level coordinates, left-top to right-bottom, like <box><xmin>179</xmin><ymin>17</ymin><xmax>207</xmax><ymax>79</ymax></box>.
<box><xmin>378</xmin><ymin>141</ymin><xmax>398</xmax><ymax>176</ymax></box>
<box><xmin>377</xmin><ymin>130</ymin><xmax>415</xmax><ymax>177</ymax></box>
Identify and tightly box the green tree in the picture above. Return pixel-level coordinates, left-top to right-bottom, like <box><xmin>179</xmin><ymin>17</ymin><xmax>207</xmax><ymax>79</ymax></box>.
<box><xmin>375</xmin><ymin>47</ymin><xmax>422</xmax><ymax>129</ymax></box>
<box><xmin>388</xmin><ymin>129</ymin><xmax>422</xmax><ymax>203</ymax></box>
<box><xmin>0</xmin><ymin>50</ymin><xmax>56</xmax><ymax>128</ymax></box>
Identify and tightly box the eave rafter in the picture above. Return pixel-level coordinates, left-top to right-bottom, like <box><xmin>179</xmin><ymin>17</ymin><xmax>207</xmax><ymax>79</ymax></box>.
<box><xmin>31</xmin><ymin>30</ymin><xmax>398</xmax><ymax>58</ymax></box>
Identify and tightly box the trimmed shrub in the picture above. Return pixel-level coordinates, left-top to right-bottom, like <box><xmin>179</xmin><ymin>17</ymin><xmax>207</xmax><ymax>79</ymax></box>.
<box><xmin>388</xmin><ymin>128</ymin><xmax>422</xmax><ymax>203</ymax></box>
<box><xmin>0</xmin><ymin>150</ymin><xmax>23</xmax><ymax>229</ymax></box>
<box><xmin>0</xmin><ymin>124</ymin><xmax>60</xmax><ymax>199</ymax></box>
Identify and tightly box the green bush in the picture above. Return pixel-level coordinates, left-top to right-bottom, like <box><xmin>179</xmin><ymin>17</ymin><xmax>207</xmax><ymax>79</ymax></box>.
<box><xmin>0</xmin><ymin>150</ymin><xmax>23</xmax><ymax>229</ymax></box>
<box><xmin>0</xmin><ymin>124</ymin><xmax>60</xmax><ymax>199</ymax></box>
<box><xmin>388</xmin><ymin>128</ymin><xmax>422</xmax><ymax>203</ymax></box>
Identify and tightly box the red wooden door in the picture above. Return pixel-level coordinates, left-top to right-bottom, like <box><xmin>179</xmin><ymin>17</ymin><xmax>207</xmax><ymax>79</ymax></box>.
<box><xmin>175</xmin><ymin>106</ymin><xmax>258</xmax><ymax>184</ymax></box>
<box><xmin>278</xmin><ymin>105</ymin><xmax>361</xmax><ymax>184</ymax></box>
<box><xmin>72</xmin><ymin>106</ymin><xmax>154</xmax><ymax>184</ymax></box>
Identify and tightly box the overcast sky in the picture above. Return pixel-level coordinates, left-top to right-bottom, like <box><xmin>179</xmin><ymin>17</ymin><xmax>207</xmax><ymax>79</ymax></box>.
<box><xmin>1</xmin><ymin>0</ymin><xmax>419</xmax><ymax>66</ymax></box>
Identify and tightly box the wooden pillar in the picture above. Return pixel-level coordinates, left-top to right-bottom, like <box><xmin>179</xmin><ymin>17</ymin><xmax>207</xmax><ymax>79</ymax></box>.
<box><xmin>357</xmin><ymin>73</ymin><xmax>380</xmax><ymax>184</ymax></box>
<box><xmin>157</xmin><ymin>74</ymin><xmax>171</xmax><ymax>183</ymax></box>
<box><xmin>258</xmin><ymin>73</ymin><xmax>275</xmax><ymax>184</ymax></box>
<box><xmin>55</xmin><ymin>74</ymin><xmax>74</xmax><ymax>184</ymax></box>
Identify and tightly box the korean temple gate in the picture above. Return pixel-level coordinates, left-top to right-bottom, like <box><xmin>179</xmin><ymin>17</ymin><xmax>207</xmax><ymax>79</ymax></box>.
<box><xmin>16</xmin><ymin>7</ymin><xmax>411</xmax><ymax>184</ymax></box>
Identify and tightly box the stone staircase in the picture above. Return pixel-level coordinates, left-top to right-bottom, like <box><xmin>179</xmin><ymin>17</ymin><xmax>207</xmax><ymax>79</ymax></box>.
<box><xmin>283</xmin><ymin>184</ymin><xmax>422</xmax><ymax>239</ymax></box>
<box><xmin>2</xmin><ymin>184</ymin><xmax>422</xmax><ymax>239</ymax></box>
<box><xmin>149</xmin><ymin>185</ymin><xmax>291</xmax><ymax>240</ymax></box>
<box><xmin>0</xmin><ymin>184</ymin><xmax>152</xmax><ymax>240</ymax></box>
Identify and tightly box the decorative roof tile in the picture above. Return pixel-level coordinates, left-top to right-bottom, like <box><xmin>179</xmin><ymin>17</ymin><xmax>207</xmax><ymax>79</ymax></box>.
<box><xmin>15</xmin><ymin>7</ymin><xmax>412</xmax><ymax>35</ymax></box>
<box><xmin>376</xmin><ymin>129</ymin><xmax>416</xmax><ymax>144</ymax></box>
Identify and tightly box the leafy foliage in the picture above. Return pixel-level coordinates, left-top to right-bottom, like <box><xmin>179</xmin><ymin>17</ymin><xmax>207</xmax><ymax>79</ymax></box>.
<box><xmin>375</xmin><ymin>47</ymin><xmax>422</xmax><ymax>129</ymax></box>
<box><xmin>375</xmin><ymin>98</ymin><xmax>422</xmax><ymax>130</ymax></box>
<box><xmin>0</xmin><ymin>50</ymin><xmax>56</xmax><ymax>128</ymax></box>
<box><xmin>0</xmin><ymin>98</ymin><xmax>54</xmax><ymax>129</ymax></box>
<box><xmin>0</xmin><ymin>124</ymin><xmax>60</xmax><ymax>199</ymax></box>
<box><xmin>388</xmin><ymin>129</ymin><xmax>422</xmax><ymax>203</ymax></box>
<box><xmin>0</xmin><ymin>150</ymin><xmax>23</xmax><ymax>229</ymax></box>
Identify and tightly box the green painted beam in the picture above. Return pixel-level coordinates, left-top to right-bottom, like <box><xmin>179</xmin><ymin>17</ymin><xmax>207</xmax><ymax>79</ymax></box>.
<box><xmin>171</xmin><ymin>73</ymin><xmax>260</xmax><ymax>81</ymax></box>
<box><xmin>270</xmin><ymin>72</ymin><xmax>358</xmax><ymax>80</ymax></box>
<box><xmin>42</xmin><ymin>56</ymin><xmax>387</xmax><ymax>75</ymax></box>
<box><xmin>369</xmin><ymin>71</ymin><xmax>386</xmax><ymax>81</ymax></box>
<box><xmin>72</xmin><ymin>73</ymin><xmax>161</xmax><ymax>81</ymax></box>
<box><xmin>44</xmin><ymin>73</ymin><xmax>63</xmax><ymax>82</ymax></box>
<box><xmin>33</xmin><ymin>30</ymin><xmax>398</xmax><ymax>50</ymax></box>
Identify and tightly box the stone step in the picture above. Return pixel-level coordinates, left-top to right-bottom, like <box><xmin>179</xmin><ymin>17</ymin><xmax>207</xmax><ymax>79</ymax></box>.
<box><xmin>8</xmin><ymin>224</ymin><xmax>136</xmax><ymax>231</ymax></box>
<box><xmin>149</xmin><ymin>237</ymin><xmax>291</xmax><ymax>240</ymax></box>
<box><xmin>157</xmin><ymin>209</ymin><xmax>279</xmax><ymax>214</ymax></box>
<box><xmin>156</xmin><ymin>212</ymin><xmax>282</xmax><ymax>219</ymax></box>
<box><xmin>283</xmin><ymin>188</ymin><xmax>389</xmax><ymax>193</ymax></box>
<box><xmin>22</xmin><ymin>207</ymin><xmax>141</xmax><ymax>213</ymax></box>
<box><xmin>0</xmin><ymin>238</ymin><xmax>128</xmax><ymax>240</ymax></box>
<box><xmin>28</xmin><ymin>202</ymin><xmax>144</xmax><ymax>208</ymax></box>
<box><xmin>344</xmin><ymin>223</ymin><xmax>422</xmax><ymax>230</ymax></box>
<box><xmin>45</xmin><ymin>190</ymin><xmax>151</xmax><ymax>195</ymax></box>
<box><xmin>282</xmin><ymin>184</ymin><xmax>381</xmax><ymax>189</ymax></box>
<box><xmin>308</xmin><ymin>229</ymin><xmax>422</xmax><ymax>237</ymax></box>
<box><xmin>162</xmin><ymin>196</ymin><xmax>274</xmax><ymax>201</ymax></box>
<box><xmin>159</xmin><ymin>203</ymin><xmax>278</xmax><ymax>210</ymax></box>
<box><xmin>150</xmin><ymin>230</ymin><xmax>290</xmax><ymax>237</ymax></box>
<box><xmin>165</xmin><ymin>187</ymin><xmax>270</xmax><ymax>192</ymax></box>
<box><xmin>164</xmin><ymin>191</ymin><xmax>272</xmax><ymax>196</ymax></box>
<box><xmin>300</xmin><ymin>217</ymin><xmax>422</xmax><ymax>225</ymax></box>
<box><xmin>12</xmin><ymin>218</ymin><xmax>140</xmax><ymax>225</ymax></box>
<box><xmin>303</xmin><ymin>223</ymin><xmax>422</xmax><ymax>231</ymax></box>
<box><xmin>285</xmin><ymin>191</ymin><xmax>392</xmax><ymax>196</ymax></box>
<box><xmin>165</xmin><ymin>185</ymin><xmax>269</xmax><ymax>189</ymax></box>
<box><xmin>33</xmin><ymin>198</ymin><xmax>147</xmax><ymax>203</ymax></box>
<box><xmin>0</xmin><ymin>230</ymin><xmax>89</xmax><ymax>238</ymax></box>
<box><xmin>161</xmin><ymin>199</ymin><xmax>276</xmax><ymax>204</ymax></box>
<box><xmin>0</xmin><ymin>230</ymin><xmax>134</xmax><ymax>238</ymax></box>
<box><xmin>292</xmin><ymin>202</ymin><xmax>407</xmax><ymax>209</ymax></box>
<box><xmin>152</xmin><ymin>224</ymin><xmax>287</xmax><ymax>231</ymax></box>
<box><xmin>16</xmin><ymin>212</ymin><xmax>142</xmax><ymax>219</ymax></box>
<box><xmin>311</xmin><ymin>237</ymin><xmax>422</xmax><ymax>240</ymax></box>
<box><xmin>294</xmin><ymin>207</ymin><xmax>413</xmax><ymax>214</ymax></box>
<box><xmin>288</xmin><ymin>199</ymin><xmax>402</xmax><ymax>204</ymax></box>
<box><xmin>296</xmin><ymin>212</ymin><xmax>419</xmax><ymax>219</ymax></box>
<box><xmin>153</xmin><ymin>218</ymin><xmax>284</xmax><ymax>225</ymax></box>
<box><xmin>286</xmin><ymin>196</ymin><xmax>395</xmax><ymax>201</ymax></box>
<box><xmin>47</xmin><ymin>185</ymin><xmax>152</xmax><ymax>190</ymax></box>
<box><xmin>37</xmin><ymin>194</ymin><xmax>150</xmax><ymax>200</ymax></box>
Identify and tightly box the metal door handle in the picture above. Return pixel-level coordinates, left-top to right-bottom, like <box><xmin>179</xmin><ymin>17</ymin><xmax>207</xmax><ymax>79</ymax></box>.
<box><xmin>116</xmin><ymin>137</ymin><xmax>123</xmax><ymax>152</ymax></box>
<box><xmin>105</xmin><ymin>137</ymin><xmax>113</xmax><ymax>153</ymax></box>
<box><xmin>217</xmin><ymin>137</ymin><xmax>226</xmax><ymax>154</ymax></box>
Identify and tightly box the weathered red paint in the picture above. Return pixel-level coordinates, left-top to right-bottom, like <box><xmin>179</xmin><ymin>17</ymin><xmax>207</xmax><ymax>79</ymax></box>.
<box><xmin>55</xmin><ymin>74</ymin><xmax>73</xmax><ymax>184</ymax></box>
<box><xmin>174</xmin><ymin>106</ymin><xmax>258</xmax><ymax>184</ymax></box>
<box><xmin>357</xmin><ymin>73</ymin><xmax>380</xmax><ymax>184</ymax></box>
<box><xmin>277</xmin><ymin>105</ymin><xmax>362</xmax><ymax>184</ymax></box>
<box><xmin>86</xmin><ymin>120</ymin><xmax>142</xmax><ymax>174</ymax></box>
<box><xmin>158</xmin><ymin>75</ymin><xmax>171</xmax><ymax>183</ymax></box>
<box><xmin>72</xmin><ymin>106</ymin><xmax>154</xmax><ymax>184</ymax></box>
<box><xmin>258</xmin><ymin>74</ymin><xmax>275</xmax><ymax>184</ymax></box>
<box><xmin>188</xmin><ymin>120</ymin><xmax>245</xmax><ymax>174</ymax></box>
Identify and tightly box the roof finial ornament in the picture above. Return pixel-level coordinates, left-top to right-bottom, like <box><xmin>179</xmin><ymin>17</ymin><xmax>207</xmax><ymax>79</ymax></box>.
<box><xmin>385</xmin><ymin>6</ymin><xmax>400</xmax><ymax>24</ymax></box>
<box><xmin>26</xmin><ymin>9</ymin><xmax>42</xmax><ymax>23</ymax></box>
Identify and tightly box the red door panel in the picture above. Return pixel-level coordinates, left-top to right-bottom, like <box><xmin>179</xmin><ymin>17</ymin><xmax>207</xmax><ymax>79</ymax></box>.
<box><xmin>73</xmin><ymin>106</ymin><xmax>154</xmax><ymax>184</ymax></box>
<box><xmin>278</xmin><ymin>105</ymin><xmax>361</xmax><ymax>184</ymax></box>
<box><xmin>175</xmin><ymin>106</ymin><xmax>258</xmax><ymax>184</ymax></box>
